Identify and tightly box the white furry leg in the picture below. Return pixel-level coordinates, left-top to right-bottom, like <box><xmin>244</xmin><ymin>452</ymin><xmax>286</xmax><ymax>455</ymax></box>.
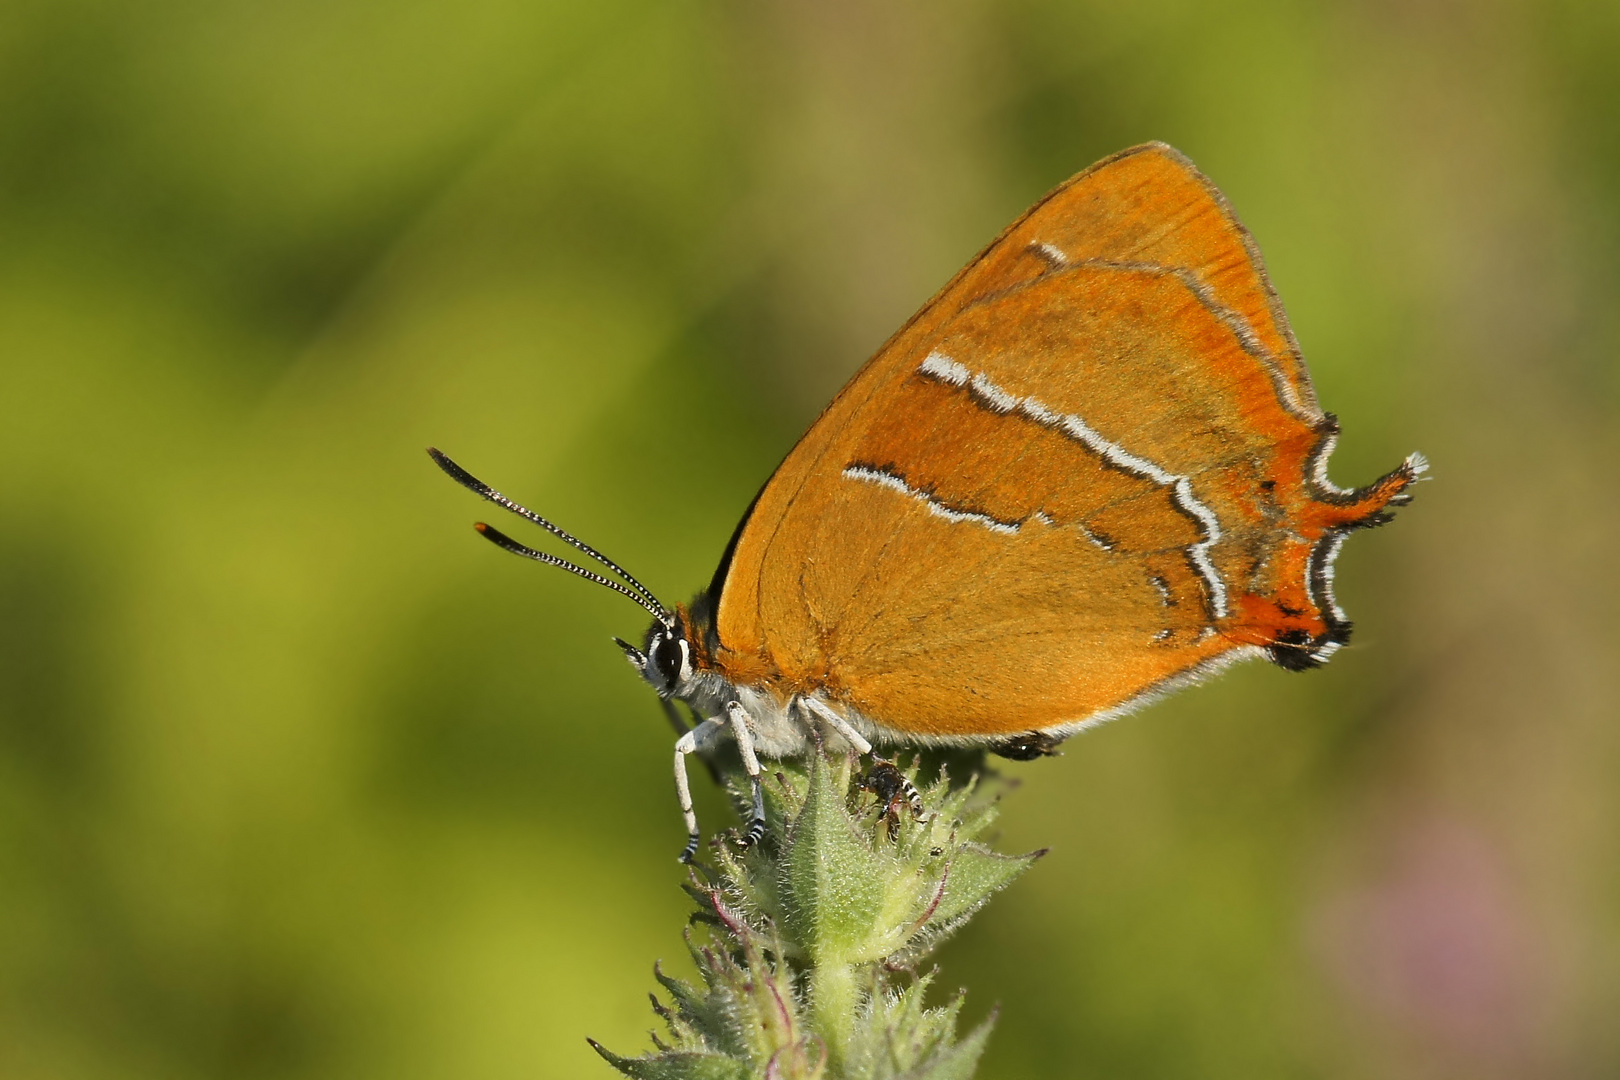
<box><xmin>673</xmin><ymin>717</ymin><xmax>724</xmax><ymax>862</ymax></box>
<box><xmin>725</xmin><ymin>701</ymin><xmax>767</xmax><ymax>849</ymax></box>
<box><xmin>800</xmin><ymin>695</ymin><xmax>873</xmax><ymax>755</ymax></box>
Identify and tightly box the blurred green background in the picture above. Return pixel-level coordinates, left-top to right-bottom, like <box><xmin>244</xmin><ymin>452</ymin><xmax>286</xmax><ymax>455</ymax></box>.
<box><xmin>3</xmin><ymin>1</ymin><xmax>1617</xmax><ymax>1077</ymax></box>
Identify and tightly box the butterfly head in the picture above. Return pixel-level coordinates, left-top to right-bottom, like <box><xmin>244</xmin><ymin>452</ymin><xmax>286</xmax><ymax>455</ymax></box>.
<box><xmin>616</xmin><ymin>621</ymin><xmax>694</xmax><ymax>698</ymax></box>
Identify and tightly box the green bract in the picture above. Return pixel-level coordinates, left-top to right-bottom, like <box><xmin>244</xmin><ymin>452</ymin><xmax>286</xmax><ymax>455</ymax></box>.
<box><xmin>592</xmin><ymin>753</ymin><xmax>1040</xmax><ymax>1080</ymax></box>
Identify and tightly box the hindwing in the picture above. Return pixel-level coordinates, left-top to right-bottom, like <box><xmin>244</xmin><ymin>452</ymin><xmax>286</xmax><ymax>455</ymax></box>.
<box><xmin>708</xmin><ymin>143</ymin><xmax>1419</xmax><ymax>738</ymax></box>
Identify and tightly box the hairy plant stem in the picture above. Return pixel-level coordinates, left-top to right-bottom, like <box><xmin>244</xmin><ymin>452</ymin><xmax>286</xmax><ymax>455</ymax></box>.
<box><xmin>810</xmin><ymin>962</ymin><xmax>857</xmax><ymax>1068</ymax></box>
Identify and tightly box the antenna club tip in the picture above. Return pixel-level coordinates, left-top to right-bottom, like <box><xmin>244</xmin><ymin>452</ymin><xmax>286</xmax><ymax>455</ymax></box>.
<box><xmin>473</xmin><ymin>522</ymin><xmax>490</xmax><ymax>534</ymax></box>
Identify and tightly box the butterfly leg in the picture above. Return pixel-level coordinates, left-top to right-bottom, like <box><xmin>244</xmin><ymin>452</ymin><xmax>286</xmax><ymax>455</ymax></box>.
<box><xmin>664</xmin><ymin>698</ymin><xmax>721</xmax><ymax>783</ymax></box>
<box><xmin>724</xmin><ymin>702</ymin><xmax>767</xmax><ymax>850</ymax></box>
<box><xmin>800</xmin><ymin>694</ymin><xmax>873</xmax><ymax>755</ymax></box>
<box><xmin>674</xmin><ymin>716</ymin><xmax>725</xmax><ymax>862</ymax></box>
<box><xmin>800</xmin><ymin>696</ymin><xmax>924</xmax><ymax>824</ymax></box>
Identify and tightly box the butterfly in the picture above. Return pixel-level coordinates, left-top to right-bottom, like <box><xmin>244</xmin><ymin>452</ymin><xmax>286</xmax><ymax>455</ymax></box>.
<box><xmin>431</xmin><ymin>142</ymin><xmax>1424</xmax><ymax>860</ymax></box>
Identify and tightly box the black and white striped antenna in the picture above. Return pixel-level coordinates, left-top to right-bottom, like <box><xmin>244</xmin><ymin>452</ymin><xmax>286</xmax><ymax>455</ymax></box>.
<box><xmin>428</xmin><ymin>448</ymin><xmax>671</xmax><ymax>625</ymax></box>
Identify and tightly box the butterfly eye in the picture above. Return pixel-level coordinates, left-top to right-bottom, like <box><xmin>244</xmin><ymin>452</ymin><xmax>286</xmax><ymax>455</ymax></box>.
<box><xmin>654</xmin><ymin>636</ymin><xmax>689</xmax><ymax>687</ymax></box>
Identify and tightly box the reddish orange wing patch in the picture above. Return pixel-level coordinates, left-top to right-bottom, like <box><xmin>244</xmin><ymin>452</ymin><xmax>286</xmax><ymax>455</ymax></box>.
<box><xmin>708</xmin><ymin>143</ymin><xmax>1421</xmax><ymax>740</ymax></box>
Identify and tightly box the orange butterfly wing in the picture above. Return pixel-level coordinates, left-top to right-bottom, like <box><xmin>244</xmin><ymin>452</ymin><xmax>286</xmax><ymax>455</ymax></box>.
<box><xmin>709</xmin><ymin>143</ymin><xmax>1418</xmax><ymax>739</ymax></box>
